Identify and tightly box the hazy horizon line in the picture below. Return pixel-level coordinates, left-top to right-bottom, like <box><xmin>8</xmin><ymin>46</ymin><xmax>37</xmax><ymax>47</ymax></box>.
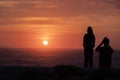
<box><xmin>0</xmin><ymin>47</ymin><xmax>120</xmax><ymax>51</ymax></box>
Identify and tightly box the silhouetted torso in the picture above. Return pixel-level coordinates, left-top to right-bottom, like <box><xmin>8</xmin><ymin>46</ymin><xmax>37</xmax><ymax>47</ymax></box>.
<box><xmin>84</xmin><ymin>34</ymin><xmax>95</xmax><ymax>50</ymax></box>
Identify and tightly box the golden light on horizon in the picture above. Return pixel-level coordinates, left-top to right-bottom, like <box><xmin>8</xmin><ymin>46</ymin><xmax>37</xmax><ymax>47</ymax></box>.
<box><xmin>42</xmin><ymin>40</ymin><xmax>48</xmax><ymax>46</ymax></box>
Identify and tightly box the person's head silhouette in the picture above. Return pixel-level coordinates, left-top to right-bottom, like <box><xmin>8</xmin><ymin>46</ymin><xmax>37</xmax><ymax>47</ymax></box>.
<box><xmin>87</xmin><ymin>26</ymin><xmax>93</xmax><ymax>34</ymax></box>
<box><xmin>103</xmin><ymin>37</ymin><xmax>109</xmax><ymax>46</ymax></box>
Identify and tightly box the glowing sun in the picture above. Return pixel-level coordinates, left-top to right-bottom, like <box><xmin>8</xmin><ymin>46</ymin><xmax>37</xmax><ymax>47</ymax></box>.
<box><xmin>42</xmin><ymin>40</ymin><xmax>48</xmax><ymax>45</ymax></box>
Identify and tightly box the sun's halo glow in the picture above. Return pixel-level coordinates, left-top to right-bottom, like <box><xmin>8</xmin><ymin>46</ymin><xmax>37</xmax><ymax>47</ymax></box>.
<box><xmin>42</xmin><ymin>40</ymin><xmax>48</xmax><ymax>45</ymax></box>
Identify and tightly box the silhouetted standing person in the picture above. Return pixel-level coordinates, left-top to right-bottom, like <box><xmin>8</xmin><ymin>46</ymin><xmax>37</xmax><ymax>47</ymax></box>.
<box><xmin>83</xmin><ymin>26</ymin><xmax>95</xmax><ymax>67</ymax></box>
<box><xmin>96</xmin><ymin>37</ymin><xmax>113</xmax><ymax>68</ymax></box>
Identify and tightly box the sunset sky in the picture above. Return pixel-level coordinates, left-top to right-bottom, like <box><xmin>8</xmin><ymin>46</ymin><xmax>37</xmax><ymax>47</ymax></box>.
<box><xmin>0</xmin><ymin>0</ymin><xmax>120</xmax><ymax>50</ymax></box>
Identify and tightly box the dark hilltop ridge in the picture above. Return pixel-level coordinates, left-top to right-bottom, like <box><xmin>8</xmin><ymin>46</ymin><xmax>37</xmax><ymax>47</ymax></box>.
<box><xmin>0</xmin><ymin>66</ymin><xmax>120</xmax><ymax>80</ymax></box>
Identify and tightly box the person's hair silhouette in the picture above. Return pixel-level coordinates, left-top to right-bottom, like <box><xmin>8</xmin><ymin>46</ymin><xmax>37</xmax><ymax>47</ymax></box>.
<box><xmin>83</xmin><ymin>26</ymin><xmax>95</xmax><ymax>67</ymax></box>
<box><xmin>96</xmin><ymin>37</ymin><xmax>113</xmax><ymax>68</ymax></box>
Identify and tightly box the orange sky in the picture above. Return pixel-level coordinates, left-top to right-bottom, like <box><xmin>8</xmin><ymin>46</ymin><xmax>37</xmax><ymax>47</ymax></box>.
<box><xmin>0</xmin><ymin>0</ymin><xmax>120</xmax><ymax>49</ymax></box>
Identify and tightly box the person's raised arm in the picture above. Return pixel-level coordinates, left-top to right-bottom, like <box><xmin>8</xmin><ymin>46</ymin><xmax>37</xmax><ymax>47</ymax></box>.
<box><xmin>96</xmin><ymin>41</ymin><xmax>103</xmax><ymax>51</ymax></box>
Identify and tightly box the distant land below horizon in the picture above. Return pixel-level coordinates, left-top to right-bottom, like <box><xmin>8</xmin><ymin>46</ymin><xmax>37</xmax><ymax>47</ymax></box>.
<box><xmin>0</xmin><ymin>48</ymin><xmax>120</xmax><ymax>68</ymax></box>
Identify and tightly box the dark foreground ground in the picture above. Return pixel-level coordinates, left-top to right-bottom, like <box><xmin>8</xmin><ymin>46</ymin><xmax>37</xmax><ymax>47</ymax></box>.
<box><xmin>0</xmin><ymin>66</ymin><xmax>120</xmax><ymax>80</ymax></box>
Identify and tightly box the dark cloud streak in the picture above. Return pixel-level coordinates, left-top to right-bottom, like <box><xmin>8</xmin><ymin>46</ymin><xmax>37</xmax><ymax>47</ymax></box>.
<box><xmin>0</xmin><ymin>0</ymin><xmax>120</xmax><ymax>26</ymax></box>
<box><xmin>98</xmin><ymin>0</ymin><xmax>120</xmax><ymax>9</ymax></box>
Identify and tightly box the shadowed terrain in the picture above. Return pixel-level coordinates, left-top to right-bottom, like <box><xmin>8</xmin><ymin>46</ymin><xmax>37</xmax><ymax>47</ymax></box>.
<box><xmin>0</xmin><ymin>66</ymin><xmax>120</xmax><ymax>80</ymax></box>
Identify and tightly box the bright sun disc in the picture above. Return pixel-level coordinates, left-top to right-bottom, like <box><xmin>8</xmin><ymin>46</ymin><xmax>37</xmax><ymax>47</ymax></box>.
<box><xmin>42</xmin><ymin>40</ymin><xmax>48</xmax><ymax>45</ymax></box>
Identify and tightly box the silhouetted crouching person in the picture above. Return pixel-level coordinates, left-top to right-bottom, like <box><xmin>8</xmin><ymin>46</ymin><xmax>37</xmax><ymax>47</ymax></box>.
<box><xmin>83</xmin><ymin>26</ymin><xmax>95</xmax><ymax>67</ymax></box>
<box><xmin>96</xmin><ymin>37</ymin><xmax>113</xmax><ymax>68</ymax></box>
